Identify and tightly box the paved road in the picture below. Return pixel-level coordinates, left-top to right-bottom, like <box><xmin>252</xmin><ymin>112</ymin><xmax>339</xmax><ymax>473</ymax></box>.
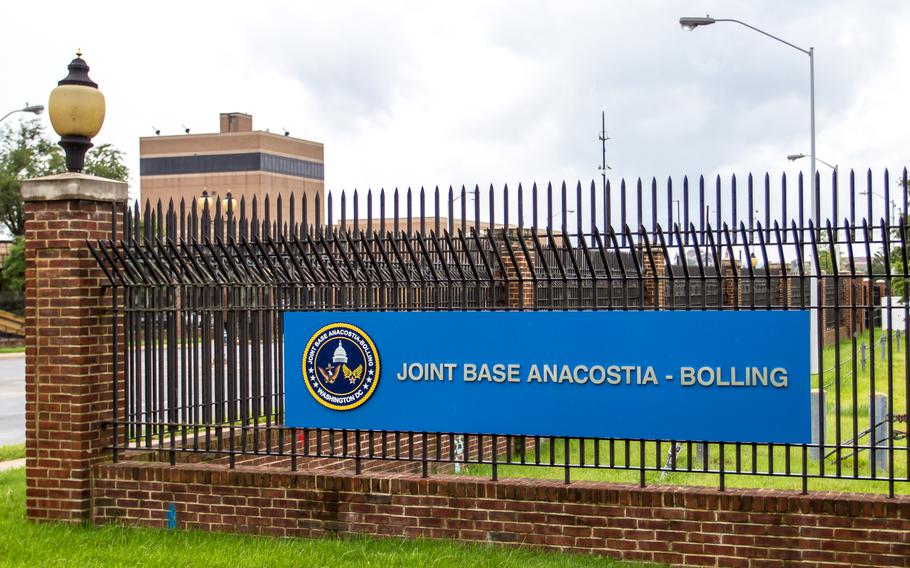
<box><xmin>0</xmin><ymin>356</ymin><xmax>25</xmax><ymax>446</ymax></box>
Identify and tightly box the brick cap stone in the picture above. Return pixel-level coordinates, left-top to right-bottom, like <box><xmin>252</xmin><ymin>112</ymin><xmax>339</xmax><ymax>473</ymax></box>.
<box><xmin>21</xmin><ymin>172</ymin><xmax>127</xmax><ymax>203</ymax></box>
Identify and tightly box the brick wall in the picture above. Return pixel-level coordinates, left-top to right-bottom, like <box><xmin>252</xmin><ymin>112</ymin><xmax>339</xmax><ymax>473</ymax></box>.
<box><xmin>93</xmin><ymin>461</ymin><xmax>910</xmax><ymax>567</ymax></box>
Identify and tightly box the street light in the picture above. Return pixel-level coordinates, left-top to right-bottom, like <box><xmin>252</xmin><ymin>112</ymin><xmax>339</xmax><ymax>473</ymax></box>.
<box><xmin>859</xmin><ymin>191</ymin><xmax>899</xmax><ymax>223</ymax></box>
<box><xmin>679</xmin><ymin>16</ymin><xmax>717</xmax><ymax>30</ymax></box>
<box><xmin>0</xmin><ymin>104</ymin><xmax>45</xmax><ymax>123</ymax></box>
<box><xmin>210</xmin><ymin>190</ymin><xmax>236</xmax><ymax>212</ymax></box>
<box><xmin>198</xmin><ymin>189</ymin><xmax>236</xmax><ymax>214</ymax></box>
<box><xmin>451</xmin><ymin>192</ymin><xmax>476</xmax><ymax>203</ymax></box>
<box><xmin>680</xmin><ymin>15</ymin><xmax>821</xmax><ymax>374</ymax></box>
<box><xmin>48</xmin><ymin>50</ymin><xmax>106</xmax><ymax>172</ymax></box>
<box><xmin>550</xmin><ymin>208</ymin><xmax>575</xmax><ymax>221</ymax></box>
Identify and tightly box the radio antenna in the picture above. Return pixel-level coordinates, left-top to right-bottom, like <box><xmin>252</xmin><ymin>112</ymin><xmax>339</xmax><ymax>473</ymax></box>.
<box><xmin>597</xmin><ymin>110</ymin><xmax>611</xmax><ymax>194</ymax></box>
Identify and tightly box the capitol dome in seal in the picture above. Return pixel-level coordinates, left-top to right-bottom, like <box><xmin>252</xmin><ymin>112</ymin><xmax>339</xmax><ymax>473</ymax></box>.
<box><xmin>332</xmin><ymin>340</ymin><xmax>348</xmax><ymax>364</ymax></box>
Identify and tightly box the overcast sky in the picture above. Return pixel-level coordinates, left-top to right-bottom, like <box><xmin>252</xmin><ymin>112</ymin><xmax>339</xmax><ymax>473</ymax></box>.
<box><xmin>2</xmin><ymin>1</ymin><xmax>908</xmax><ymax>224</ymax></box>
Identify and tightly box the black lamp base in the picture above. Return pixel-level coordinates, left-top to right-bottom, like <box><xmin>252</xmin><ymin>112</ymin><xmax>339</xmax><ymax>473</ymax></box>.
<box><xmin>59</xmin><ymin>135</ymin><xmax>93</xmax><ymax>173</ymax></box>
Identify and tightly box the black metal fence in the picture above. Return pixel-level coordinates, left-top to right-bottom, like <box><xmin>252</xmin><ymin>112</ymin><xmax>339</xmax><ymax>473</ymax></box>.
<box><xmin>89</xmin><ymin>169</ymin><xmax>909</xmax><ymax>495</ymax></box>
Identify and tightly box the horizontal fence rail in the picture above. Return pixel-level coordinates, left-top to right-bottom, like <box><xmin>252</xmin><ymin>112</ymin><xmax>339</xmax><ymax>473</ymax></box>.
<box><xmin>89</xmin><ymin>170</ymin><xmax>910</xmax><ymax>495</ymax></box>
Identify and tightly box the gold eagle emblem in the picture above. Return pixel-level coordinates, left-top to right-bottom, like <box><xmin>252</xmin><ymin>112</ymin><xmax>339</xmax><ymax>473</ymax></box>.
<box><xmin>318</xmin><ymin>365</ymin><xmax>341</xmax><ymax>384</ymax></box>
<box><xmin>342</xmin><ymin>364</ymin><xmax>363</xmax><ymax>383</ymax></box>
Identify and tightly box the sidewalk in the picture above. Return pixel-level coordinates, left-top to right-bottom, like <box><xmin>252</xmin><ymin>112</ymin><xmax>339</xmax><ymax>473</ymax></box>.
<box><xmin>0</xmin><ymin>458</ymin><xmax>24</xmax><ymax>471</ymax></box>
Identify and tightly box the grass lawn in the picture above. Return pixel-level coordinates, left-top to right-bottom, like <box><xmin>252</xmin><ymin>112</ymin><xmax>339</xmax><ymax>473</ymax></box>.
<box><xmin>0</xmin><ymin>468</ymin><xmax>657</xmax><ymax>568</ymax></box>
<box><xmin>459</xmin><ymin>328</ymin><xmax>908</xmax><ymax>495</ymax></box>
<box><xmin>0</xmin><ymin>444</ymin><xmax>24</xmax><ymax>462</ymax></box>
<box><xmin>457</xmin><ymin>439</ymin><xmax>908</xmax><ymax>495</ymax></box>
<box><xmin>0</xmin><ymin>345</ymin><xmax>24</xmax><ymax>354</ymax></box>
<box><xmin>818</xmin><ymin>327</ymin><xmax>907</xmax><ymax>484</ymax></box>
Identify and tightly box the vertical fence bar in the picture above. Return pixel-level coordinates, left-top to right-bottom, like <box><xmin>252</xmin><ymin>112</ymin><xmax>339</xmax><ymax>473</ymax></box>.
<box><xmin>111</xmin><ymin>202</ymin><xmax>119</xmax><ymax>462</ymax></box>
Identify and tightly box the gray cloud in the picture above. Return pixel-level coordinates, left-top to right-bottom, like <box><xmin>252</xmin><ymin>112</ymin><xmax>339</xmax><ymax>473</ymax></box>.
<box><xmin>1</xmin><ymin>0</ymin><xmax>907</xmax><ymax>204</ymax></box>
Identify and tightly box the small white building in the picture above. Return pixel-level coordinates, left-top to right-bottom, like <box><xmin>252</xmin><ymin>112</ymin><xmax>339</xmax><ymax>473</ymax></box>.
<box><xmin>881</xmin><ymin>296</ymin><xmax>907</xmax><ymax>330</ymax></box>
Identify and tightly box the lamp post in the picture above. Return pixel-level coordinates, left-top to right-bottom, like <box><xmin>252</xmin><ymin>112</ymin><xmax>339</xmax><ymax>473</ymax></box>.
<box><xmin>0</xmin><ymin>104</ymin><xmax>45</xmax><ymax>123</ymax></box>
<box><xmin>680</xmin><ymin>15</ymin><xmax>820</xmax><ymax>374</ymax></box>
<box><xmin>198</xmin><ymin>189</ymin><xmax>236</xmax><ymax>213</ymax></box>
<box><xmin>48</xmin><ymin>51</ymin><xmax>106</xmax><ymax>172</ymax></box>
<box><xmin>198</xmin><ymin>189</ymin><xmax>215</xmax><ymax>211</ymax></box>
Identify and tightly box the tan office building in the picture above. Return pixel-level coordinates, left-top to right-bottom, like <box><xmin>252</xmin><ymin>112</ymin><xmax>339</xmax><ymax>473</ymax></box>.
<box><xmin>140</xmin><ymin>112</ymin><xmax>324</xmax><ymax>225</ymax></box>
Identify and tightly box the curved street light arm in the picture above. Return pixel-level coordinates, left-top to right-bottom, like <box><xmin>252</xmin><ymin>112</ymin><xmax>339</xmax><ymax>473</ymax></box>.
<box><xmin>790</xmin><ymin>154</ymin><xmax>837</xmax><ymax>171</ymax></box>
<box><xmin>0</xmin><ymin>105</ymin><xmax>45</xmax><ymax>124</ymax></box>
<box><xmin>714</xmin><ymin>19</ymin><xmax>811</xmax><ymax>55</ymax></box>
<box><xmin>816</xmin><ymin>157</ymin><xmax>837</xmax><ymax>171</ymax></box>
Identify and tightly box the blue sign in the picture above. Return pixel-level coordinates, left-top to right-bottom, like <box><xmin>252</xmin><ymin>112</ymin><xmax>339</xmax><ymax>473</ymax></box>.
<box><xmin>284</xmin><ymin>311</ymin><xmax>810</xmax><ymax>443</ymax></box>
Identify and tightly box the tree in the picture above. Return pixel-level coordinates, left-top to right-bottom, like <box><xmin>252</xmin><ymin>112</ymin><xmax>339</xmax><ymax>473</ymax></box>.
<box><xmin>0</xmin><ymin>120</ymin><xmax>128</xmax><ymax>307</ymax></box>
<box><xmin>0</xmin><ymin>119</ymin><xmax>128</xmax><ymax>236</ymax></box>
<box><xmin>885</xmin><ymin>223</ymin><xmax>909</xmax><ymax>299</ymax></box>
<box><xmin>0</xmin><ymin>120</ymin><xmax>65</xmax><ymax>236</ymax></box>
<box><xmin>0</xmin><ymin>237</ymin><xmax>23</xmax><ymax>293</ymax></box>
<box><xmin>85</xmin><ymin>143</ymin><xmax>129</xmax><ymax>181</ymax></box>
<box><xmin>869</xmin><ymin>223</ymin><xmax>909</xmax><ymax>299</ymax></box>
<box><xmin>814</xmin><ymin>231</ymin><xmax>836</xmax><ymax>274</ymax></box>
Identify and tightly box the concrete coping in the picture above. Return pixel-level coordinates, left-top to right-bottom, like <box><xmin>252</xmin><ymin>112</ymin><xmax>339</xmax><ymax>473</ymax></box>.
<box><xmin>21</xmin><ymin>172</ymin><xmax>128</xmax><ymax>203</ymax></box>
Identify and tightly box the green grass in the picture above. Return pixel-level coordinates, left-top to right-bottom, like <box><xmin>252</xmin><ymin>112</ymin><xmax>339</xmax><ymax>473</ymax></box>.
<box><xmin>0</xmin><ymin>444</ymin><xmax>24</xmax><ymax>462</ymax></box>
<box><xmin>459</xmin><ymin>327</ymin><xmax>908</xmax><ymax>495</ymax></box>
<box><xmin>458</xmin><ymin>438</ymin><xmax>908</xmax><ymax>495</ymax></box>
<box><xmin>0</xmin><ymin>345</ymin><xmax>23</xmax><ymax>354</ymax></box>
<box><xmin>818</xmin><ymin>327</ymin><xmax>907</xmax><ymax>483</ymax></box>
<box><xmin>0</xmin><ymin>468</ymin><xmax>655</xmax><ymax>568</ymax></box>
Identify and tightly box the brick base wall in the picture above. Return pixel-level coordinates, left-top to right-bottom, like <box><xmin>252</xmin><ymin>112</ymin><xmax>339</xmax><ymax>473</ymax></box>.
<box><xmin>93</xmin><ymin>462</ymin><xmax>910</xmax><ymax>567</ymax></box>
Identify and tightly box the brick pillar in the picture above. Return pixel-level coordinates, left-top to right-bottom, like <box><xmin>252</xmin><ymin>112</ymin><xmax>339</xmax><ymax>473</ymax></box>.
<box><xmin>640</xmin><ymin>245</ymin><xmax>666</xmax><ymax>309</ymax></box>
<box><xmin>850</xmin><ymin>278</ymin><xmax>862</xmax><ymax>335</ymax></box>
<box><xmin>820</xmin><ymin>281</ymin><xmax>832</xmax><ymax>345</ymax></box>
<box><xmin>500</xmin><ymin>229</ymin><xmax>536</xmax><ymax>308</ymax></box>
<box><xmin>843</xmin><ymin>279</ymin><xmax>852</xmax><ymax>336</ymax></box>
<box><xmin>722</xmin><ymin>259</ymin><xmax>742</xmax><ymax>306</ymax></box>
<box><xmin>22</xmin><ymin>173</ymin><xmax>127</xmax><ymax>522</ymax></box>
<box><xmin>768</xmin><ymin>263</ymin><xmax>786</xmax><ymax>306</ymax></box>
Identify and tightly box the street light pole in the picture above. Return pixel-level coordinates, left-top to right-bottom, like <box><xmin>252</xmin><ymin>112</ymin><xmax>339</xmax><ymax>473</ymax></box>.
<box><xmin>680</xmin><ymin>15</ymin><xmax>820</xmax><ymax>374</ymax></box>
<box><xmin>809</xmin><ymin>47</ymin><xmax>817</xmax><ymax>231</ymax></box>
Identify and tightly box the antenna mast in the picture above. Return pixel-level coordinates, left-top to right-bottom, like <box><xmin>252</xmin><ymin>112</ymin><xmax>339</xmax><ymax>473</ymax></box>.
<box><xmin>598</xmin><ymin>110</ymin><xmax>611</xmax><ymax>189</ymax></box>
<box><xmin>597</xmin><ymin>110</ymin><xmax>611</xmax><ymax>229</ymax></box>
